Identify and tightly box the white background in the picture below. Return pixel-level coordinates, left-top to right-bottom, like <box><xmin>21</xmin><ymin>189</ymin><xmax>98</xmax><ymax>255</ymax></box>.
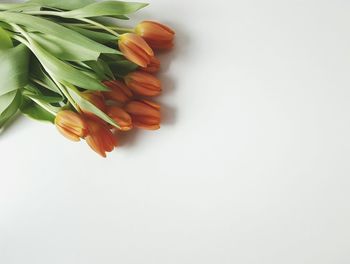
<box><xmin>1</xmin><ymin>0</ymin><xmax>350</xmax><ymax>263</ymax></box>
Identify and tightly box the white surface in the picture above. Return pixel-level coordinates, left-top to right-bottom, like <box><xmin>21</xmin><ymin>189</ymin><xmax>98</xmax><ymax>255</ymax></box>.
<box><xmin>1</xmin><ymin>0</ymin><xmax>350</xmax><ymax>263</ymax></box>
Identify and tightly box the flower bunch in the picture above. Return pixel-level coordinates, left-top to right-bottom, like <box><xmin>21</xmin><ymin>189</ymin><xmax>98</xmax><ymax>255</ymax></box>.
<box><xmin>0</xmin><ymin>0</ymin><xmax>175</xmax><ymax>157</ymax></box>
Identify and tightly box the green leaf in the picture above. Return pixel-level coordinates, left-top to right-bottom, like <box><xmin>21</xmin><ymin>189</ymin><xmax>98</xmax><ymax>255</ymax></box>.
<box><xmin>20</xmin><ymin>97</ymin><xmax>55</xmax><ymax>123</ymax></box>
<box><xmin>108</xmin><ymin>60</ymin><xmax>138</xmax><ymax>77</ymax></box>
<box><xmin>29</xmin><ymin>39</ymin><xmax>109</xmax><ymax>91</ymax></box>
<box><xmin>0</xmin><ymin>12</ymin><xmax>118</xmax><ymax>56</ymax></box>
<box><xmin>85</xmin><ymin>60</ymin><xmax>114</xmax><ymax>80</ymax></box>
<box><xmin>24</xmin><ymin>84</ymin><xmax>63</xmax><ymax>103</ymax></box>
<box><xmin>0</xmin><ymin>90</ymin><xmax>22</xmax><ymax>127</ymax></box>
<box><xmin>27</xmin><ymin>0</ymin><xmax>96</xmax><ymax>10</ymax></box>
<box><xmin>30</xmin><ymin>61</ymin><xmax>62</xmax><ymax>95</ymax></box>
<box><xmin>0</xmin><ymin>27</ymin><xmax>12</xmax><ymax>49</ymax></box>
<box><xmin>68</xmin><ymin>88</ymin><xmax>121</xmax><ymax>129</ymax></box>
<box><xmin>0</xmin><ymin>3</ymin><xmax>41</xmax><ymax>12</ymax></box>
<box><xmin>0</xmin><ymin>91</ymin><xmax>17</xmax><ymax>114</ymax></box>
<box><xmin>29</xmin><ymin>32</ymin><xmax>102</xmax><ymax>61</ymax></box>
<box><xmin>0</xmin><ymin>44</ymin><xmax>30</xmax><ymax>96</ymax></box>
<box><xmin>66</xmin><ymin>25</ymin><xmax>118</xmax><ymax>44</ymax></box>
<box><xmin>60</xmin><ymin>1</ymin><xmax>148</xmax><ymax>18</ymax></box>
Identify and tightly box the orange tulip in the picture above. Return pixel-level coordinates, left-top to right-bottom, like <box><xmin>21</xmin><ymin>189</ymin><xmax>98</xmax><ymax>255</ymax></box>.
<box><xmin>55</xmin><ymin>110</ymin><xmax>88</xmax><ymax>142</ymax></box>
<box><xmin>124</xmin><ymin>100</ymin><xmax>161</xmax><ymax>130</ymax></box>
<box><xmin>118</xmin><ymin>33</ymin><xmax>154</xmax><ymax>67</ymax></box>
<box><xmin>135</xmin><ymin>21</ymin><xmax>175</xmax><ymax>50</ymax></box>
<box><xmin>125</xmin><ymin>71</ymin><xmax>161</xmax><ymax>97</ymax></box>
<box><xmin>81</xmin><ymin>92</ymin><xmax>106</xmax><ymax>120</ymax></box>
<box><xmin>85</xmin><ymin>119</ymin><xmax>117</xmax><ymax>157</ymax></box>
<box><xmin>107</xmin><ymin>106</ymin><xmax>133</xmax><ymax>131</ymax></box>
<box><xmin>142</xmin><ymin>56</ymin><xmax>161</xmax><ymax>73</ymax></box>
<box><xmin>102</xmin><ymin>80</ymin><xmax>133</xmax><ymax>103</ymax></box>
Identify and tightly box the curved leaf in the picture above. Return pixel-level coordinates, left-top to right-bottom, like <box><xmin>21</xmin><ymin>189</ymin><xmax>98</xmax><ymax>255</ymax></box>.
<box><xmin>0</xmin><ymin>27</ymin><xmax>12</xmax><ymax>49</ymax></box>
<box><xmin>27</xmin><ymin>0</ymin><xmax>96</xmax><ymax>10</ymax></box>
<box><xmin>29</xmin><ymin>32</ymin><xmax>101</xmax><ymax>61</ymax></box>
<box><xmin>0</xmin><ymin>12</ymin><xmax>118</xmax><ymax>56</ymax></box>
<box><xmin>0</xmin><ymin>44</ymin><xmax>30</xmax><ymax>96</ymax></box>
<box><xmin>0</xmin><ymin>90</ymin><xmax>22</xmax><ymax>128</ymax></box>
<box><xmin>20</xmin><ymin>97</ymin><xmax>55</xmax><ymax>123</ymax></box>
<box><xmin>61</xmin><ymin>1</ymin><xmax>148</xmax><ymax>18</ymax></box>
<box><xmin>67</xmin><ymin>25</ymin><xmax>118</xmax><ymax>44</ymax></box>
<box><xmin>29</xmin><ymin>40</ymin><xmax>109</xmax><ymax>91</ymax></box>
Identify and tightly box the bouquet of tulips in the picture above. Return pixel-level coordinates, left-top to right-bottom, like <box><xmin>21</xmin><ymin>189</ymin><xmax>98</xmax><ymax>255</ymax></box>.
<box><xmin>0</xmin><ymin>0</ymin><xmax>175</xmax><ymax>157</ymax></box>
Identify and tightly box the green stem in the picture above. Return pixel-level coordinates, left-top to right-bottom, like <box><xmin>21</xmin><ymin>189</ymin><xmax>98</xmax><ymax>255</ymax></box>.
<box><xmin>29</xmin><ymin>97</ymin><xmax>58</xmax><ymax>116</ymax></box>
<box><xmin>23</xmin><ymin>10</ymin><xmax>60</xmax><ymax>16</ymax></box>
<box><xmin>52</xmin><ymin>79</ymin><xmax>81</xmax><ymax>113</ymax></box>
<box><xmin>78</xmin><ymin>18</ymin><xmax>120</xmax><ymax>37</ymax></box>
<box><xmin>61</xmin><ymin>23</ymin><xmax>134</xmax><ymax>33</ymax></box>
<box><xmin>31</xmin><ymin>78</ymin><xmax>57</xmax><ymax>92</ymax></box>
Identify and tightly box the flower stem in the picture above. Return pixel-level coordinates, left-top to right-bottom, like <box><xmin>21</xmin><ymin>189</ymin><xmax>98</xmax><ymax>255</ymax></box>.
<box><xmin>23</xmin><ymin>10</ymin><xmax>60</xmax><ymax>16</ymax></box>
<box><xmin>61</xmin><ymin>23</ymin><xmax>134</xmax><ymax>33</ymax></box>
<box><xmin>29</xmin><ymin>97</ymin><xmax>58</xmax><ymax>116</ymax></box>
<box><xmin>52</xmin><ymin>79</ymin><xmax>81</xmax><ymax>113</ymax></box>
<box><xmin>78</xmin><ymin>18</ymin><xmax>120</xmax><ymax>37</ymax></box>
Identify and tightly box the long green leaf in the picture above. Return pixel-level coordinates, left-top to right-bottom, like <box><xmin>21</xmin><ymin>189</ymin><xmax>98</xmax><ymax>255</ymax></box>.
<box><xmin>20</xmin><ymin>97</ymin><xmax>55</xmax><ymax>123</ymax></box>
<box><xmin>0</xmin><ymin>44</ymin><xmax>30</xmax><ymax>96</ymax></box>
<box><xmin>67</xmin><ymin>25</ymin><xmax>118</xmax><ymax>44</ymax></box>
<box><xmin>0</xmin><ymin>3</ymin><xmax>41</xmax><ymax>11</ymax></box>
<box><xmin>30</xmin><ymin>60</ymin><xmax>62</xmax><ymax>95</ymax></box>
<box><xmin>0</xmin><ymin>12</ymin><xmax>118</xmax><ymax>55</ymax></box>
<box><xmin>0</xmin><ymin>91</ymin><xmax>17</xmax><ymax>114</ymax></box>
<box><xmin>60</xmin><ymin>1</ymin><xmax>148</xmax><ymax>18</ymax></box>
<box><xmin>0</xmin><ymin>90</ymin><xmax>22</xmax><ymax>127</ymax></box>
<box><xmin>0</xmin><ymin>27</ymin><xmax>12</xmax><ymax>49</ymax></box>
<box><xmin>27</xmin><ymin>0</ymin><xmax>96</xmax><ymax>10</ymax></box>
<box><xmin>29</xmin><ymin>32</ymin><xmax>101</xmax><ymax>61</ymax></box>
<box><xmin>85</xmin><ymin>60</ymin><xmax>114</xmax><ymax>80</ymax></box>
<box><xmin>29</xmin><ymin>39</ymin><xmax>109</xmax><ymax>91</ymax></box>
<box><xmin>24</xmin><ymin>84</ymin><xmax>63</xmax><ymax>103</ymax></box>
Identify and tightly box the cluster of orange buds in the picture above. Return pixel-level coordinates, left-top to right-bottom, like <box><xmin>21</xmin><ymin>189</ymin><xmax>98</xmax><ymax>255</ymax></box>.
<box><xmin>54</xmin><ymin>21</ymin><xmax>174</xmax><ymax>157</ymax></box>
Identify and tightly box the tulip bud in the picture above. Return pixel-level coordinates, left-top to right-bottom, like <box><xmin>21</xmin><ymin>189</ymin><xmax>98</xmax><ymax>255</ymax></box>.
<box><xmin>107</xmin><ymin>106</ymin><xmax>133</xmax><ymax>131</ymax></box>
<box><xmin>102</xmin><ymin>80</ymin><xmax>133</xmax><ymax>103</ymax></box>
<box><xmin>135</xmin><ymin>21</ymin><xmax>175</xmax><ymax>50</ymax></box>
<box><xmin>124</xmin><ymin>100</ymin><xmax>161</xmax><ymax>130</ymax></box>
<box><xmin>85</xmin><ymin>119</ymin><xmax>117</xmax><ymax>157</ymax></box>
<box><xmin>142</xmin><ymin>56</ymin><xmax>161</xmax><ymax>73</ymax></box>
<box><xmin>81</xmin><ymin>92</ymin><xmax>106</xmax><ymax>119</ymax></box>
<box><xmin>125</xmin><ymin>71</ymin><xmax>161</xmax><ymax>97</ymax></box>
<box><xmin>55</xmin><ymin>110</ymin><xmax>88</xmax><ymax>142</ymax></box>
<box><xmin>118</xmin><ymin>33</ymin><xmax>154</xmax><ymax>67</ymax></box>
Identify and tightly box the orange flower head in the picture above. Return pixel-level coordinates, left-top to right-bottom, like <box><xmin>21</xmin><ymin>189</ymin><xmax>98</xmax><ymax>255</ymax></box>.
<box><xmin>125</xmin><ymin>71</ymin><xmax>161</xmax><ymax>97</ymax></box>
<box><xmin>142</xmin><ymin>56</ymin><xmax>161</xmax><ymax>73</ymax></box>
<box><xmin>81</xmin><ymin>92</ymin><xmax>106</xmax><ymax>119</ymax></box>
<box><xmin>85</xmin><ymin>119</ymin><xmax>117</xmax><ymax>158</ymax></box>
<box><xmin>135</xmin><ymin>21</ymin><xmax>175</xmax><ymax>50</ymax></box>
<box><xmin>124</xmin><ymin>100</ymin><xmax>161</xmax><ymax>130</ymax></box>
<box><xmin>118</xmin><ymin>33</ymin><xmax>154</xmax><ymax>67</ymax></box>
<box><xmin>107</xmin><ymin>106</ymin><xmax>133</xmax><ymax>131</ymax></box>
<box><xmin>55</xmin><ymin>110</ymin><xmax>88</xmax><ymax>142</ymax></box>
<box><xmin>102</xmin><ymin>80</ymin><xmax>133</xmax><ymax>103</ymax></box>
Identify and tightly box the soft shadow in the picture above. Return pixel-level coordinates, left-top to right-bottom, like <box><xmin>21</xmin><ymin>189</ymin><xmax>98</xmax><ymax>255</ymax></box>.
<box><xmin>159</xmin><ymin>75</ymin><xmax>176</xmax><ymax>97</ymax></box>
<box><xmin>161</xmin><ymin>104</ymin><xmax>177</xmax><ymax>125</ymax></box>
<box><xmin>115</xmin><ymin>129</ymin><xmax>141</xmax><ymax>148</ymax></box>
